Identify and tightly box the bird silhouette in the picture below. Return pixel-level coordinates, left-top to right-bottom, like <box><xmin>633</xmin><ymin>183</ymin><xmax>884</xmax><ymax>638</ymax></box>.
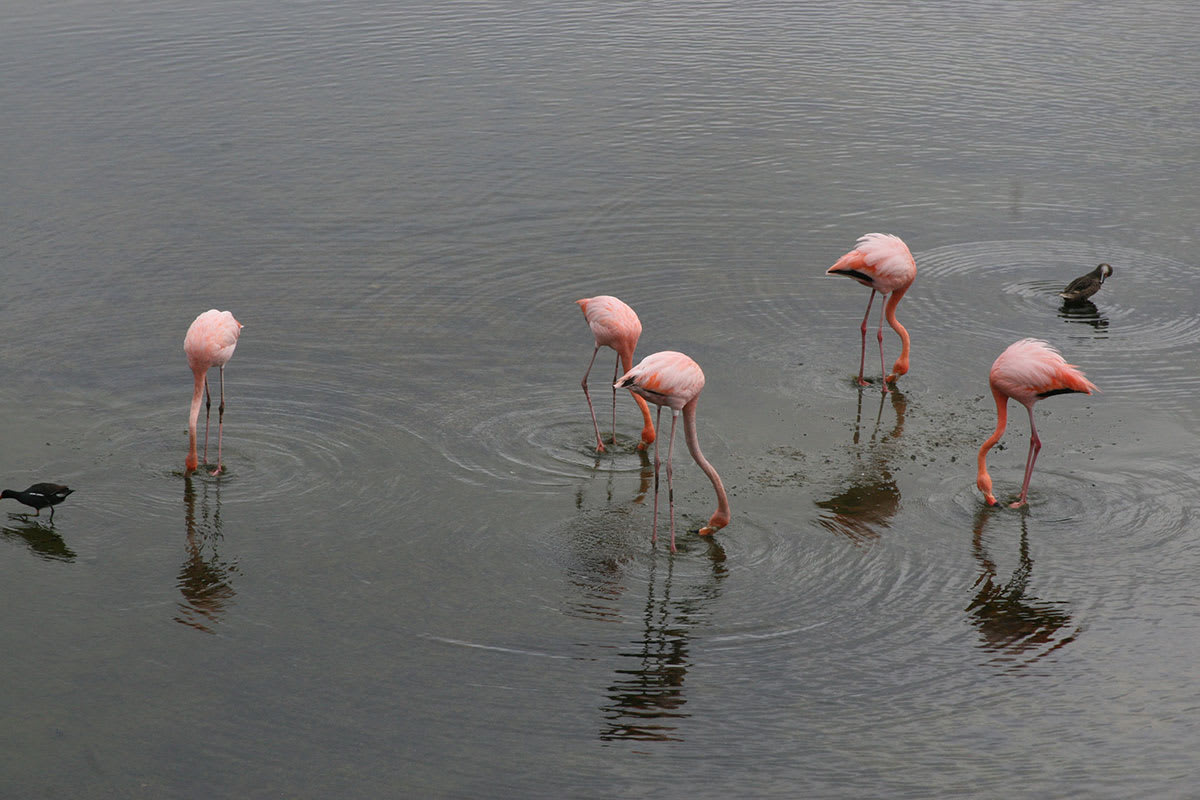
<box><xmin>1</xmin><ymin>483</ymin><xmax>74</xmax><ymax>521</ymax></box>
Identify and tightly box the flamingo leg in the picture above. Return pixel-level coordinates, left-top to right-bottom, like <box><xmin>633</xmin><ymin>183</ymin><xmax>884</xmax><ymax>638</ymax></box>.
<box><xmin>858</xmin><ymin>289</ymin><xmax>877</xmax><ymax>387</ymax></box>
<box><xmin>580</xmin><ymin>346</ymin><xmax>606</xmax><ymax>453</ymax></box>
<box><xmin>610</xmin><ymin>353</ymin><xmax>620</xmax><ymax>446</ymax></box>
<box><xmin>202</xmin><ymin>375</ymin><xmax>212</xmax><ymax>465</ymax></box>
<box><xmin>875</xmin><ymin>293</ymin><xmax>890</xmax><ymax>394</ymax></box>
<box><xmin>651</xmin><ymin>405</ymin><xmax>664</xmax><ymax>545</ymax></box>
<box><xmin>666</xmin><ymin>408</ymin><xmax>679</xmax><ymax>553</ymax></box>
<box><xmin>1013</xmin><ymin>407</ymin><xmax>1042</xmax><ymax>508</ymax></box>
<box><xmin>212</xmin><ymin>366</ymin><xmax>227</xmax><ymax>476</ymax></box>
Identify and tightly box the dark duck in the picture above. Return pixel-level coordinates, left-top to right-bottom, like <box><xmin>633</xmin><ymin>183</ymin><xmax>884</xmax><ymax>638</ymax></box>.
<box><xmin>1059</xmin><ymin>263</ymin><xmax>1113</xmax><ymax>303</ymax></box>
<box><xmin>1</xmin><ymin>483</ymin><xmax>74</xmax><ymax>520</ymax></box>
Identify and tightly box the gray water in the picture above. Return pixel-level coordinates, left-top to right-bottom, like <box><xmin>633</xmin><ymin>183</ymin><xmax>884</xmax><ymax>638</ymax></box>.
<box><xmin>3</xmin><ymin>1</ymin><xmax>1200</xmax><ymax>797</ymax></box>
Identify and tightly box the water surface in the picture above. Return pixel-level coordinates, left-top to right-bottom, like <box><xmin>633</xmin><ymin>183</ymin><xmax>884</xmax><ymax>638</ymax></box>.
<box><xmin>3</xmin><ymin>2</ymin><xmax>1200</xmax><ymax>797</ymax></box>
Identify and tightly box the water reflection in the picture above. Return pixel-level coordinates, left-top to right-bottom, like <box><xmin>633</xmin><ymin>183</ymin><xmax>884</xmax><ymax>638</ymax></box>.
<box><xmin>566</xmin><ymin>452</ymin><xmax>658</xmax><ymax>625</ymax></box>
<box><xmin>1057</xmin><ymin>298</ymin><xmax>1109</xmax><ymax>331</ymax></box>
<box><xmin>966</xmin><ymin>508</ymin><xmax>1077</xmax><ymax>667</ymax></box>
<box><xmin>1</xmin><ymin>519</ymin><xmax>75</xmax><ymax>562</ymax></box>
<box><xmin>175</xmin><ymin>476</ymin><xmax>238</xmax><ymax>634</ymax></box>
<box><xmin>599</xmin><ymin>539</ymin><xmax>727</xmax><ymax>743</ymax></box>
<box><xmin>815</xmin><ymin>389</ymin><xmax>907</xmax><ymax>543</ymax></box>
<box><xmin>575</xmin><ymin>449</ymin><xmax>653</xmax><ymax>511</ymax></box>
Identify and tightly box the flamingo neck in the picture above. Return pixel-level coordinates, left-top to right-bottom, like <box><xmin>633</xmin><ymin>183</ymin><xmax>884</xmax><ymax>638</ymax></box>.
<box><xmin>186</xmin><ymin>369</ymin><xmax>205</xmax><ymax>471</ymax></box>
<box><xmin>619</xmin><ymin>345</ymin><xmax>656</xmax><ymax>447</ymax></box>
<box><xmin>683</xmin><ymin>401</ymin><xmax>730</xmax><ymax>533</ymax></box>
<box><xmin>976</xmin><ymin>388</ymin><xmax>1009</xmax><ymax>505</ymax></box>
<box><xmin>884</xmin><ymin>287</ymin><xmax>910</xmax><ymax>380</ymax></box>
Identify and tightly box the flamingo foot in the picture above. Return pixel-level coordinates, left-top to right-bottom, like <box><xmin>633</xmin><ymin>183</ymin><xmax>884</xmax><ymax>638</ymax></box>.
<box><xmin>594</xmin><ymin>443</ymin><xmax>606</xmax><ymax>454</ymax></box>
<box><xmin>1008</xmin><ymin>500</ymin><xmax>1027</xmax><ymax>509</ymax></box>
<box><xmin>210</xmin><ymin>465</ymin><xmax>224</xmax><ymax>477</ymax></box>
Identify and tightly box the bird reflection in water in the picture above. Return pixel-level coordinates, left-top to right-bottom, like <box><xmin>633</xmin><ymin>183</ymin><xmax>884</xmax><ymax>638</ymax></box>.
<box><xmin>1057</xmin><ymin>298</ymin><xmax>1109</xmax><ymax>332</ymax></box>
<box><xmin>175</xmin><ymin>475</ymin><xmax>239</xmax><ymax>634</ymax></box>
<box><xmin>575</xmin><ymin>447</ymin><xmax>653</xmax><ymax>512</ymax></box>
<box><xmin>815</xmin><ymin>388</ymin><xmax>907</xmax><ymax>543</ymax></box>
<box><xmin>967</xmin><ymin>507</ymin><xmax>1077</xmax><ymax>667</ymax></box>
<box><xmin>598</xmin><ymin>538</ymin><xmax>727</xmax><ymax>743</ymax></box>
<box><xmin>568</xmin><ymin>437</ymin><xmax>726</xmax><ymax>742</ymax></box>
<box><xmin>1</xmin><ymin>519</ymin><xmax>76</xmax><ymax>562</ymax></box>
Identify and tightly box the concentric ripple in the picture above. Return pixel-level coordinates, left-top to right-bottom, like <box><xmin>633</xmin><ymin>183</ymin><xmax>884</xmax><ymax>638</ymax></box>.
<box><xmin>543</xmin><ymin>485</ymin><xmax>983</xmax><ymax>705</ymax></box>
<box><xmin>914</xmin><ymin>240</ymin><xmax>1200</xmax><ymax>417</ymax></box>
<box><xmin>922</xmin><ymin>431</ymin><xmax>1198</xmax><ymax>571</ymax></box>
<box><xmin>79</xmin><ymin>360</ymin><xmax>434</xmax><ymax>526</ymax></box>
<box><xmin>548</xmin><ymin>503</ymin><xmax>731</xmax><ymax>624</ymax></box>
<box><xmin>427</xmin><ymin>384</ymin><xmax>661</xmax><ymax>490</ymax></box>
<box><xmin>915</xmin><ymin>447</ymin><xmax>1199</xmax><ymax>671</ymax></box>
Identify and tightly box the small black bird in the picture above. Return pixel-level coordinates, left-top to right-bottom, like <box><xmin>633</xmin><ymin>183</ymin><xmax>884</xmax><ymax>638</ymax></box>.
<box><xmin>1059</xmin><ymin>263</ymin><xmax>1113</xmax><ymax>303</ymax></box>
<box><xmin>1</xmin><ymin>483</ymin><xmax>74</xmax><ymax>520</ymax></box>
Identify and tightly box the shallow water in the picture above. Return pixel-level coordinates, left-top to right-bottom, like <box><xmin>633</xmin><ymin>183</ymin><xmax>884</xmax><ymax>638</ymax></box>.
<box><xmin>3</xmin><ymin>1</ymin><xmax>1200</xmax><ymax>797</ymax></box>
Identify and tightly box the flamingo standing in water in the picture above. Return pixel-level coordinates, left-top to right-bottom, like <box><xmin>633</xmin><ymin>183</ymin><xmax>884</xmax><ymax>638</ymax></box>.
<box><xmin>826</xmin><ymin>233</ymin><xmax>917</xmax><ymax>391</ymax></box>
<box><xmin>976</xmin><ymin>338</ymin><xmax>1098</xmax><ymax>508</ymax></box>
<box><xmin>577</xmin><ymin>296</ymin><xmax>655</xmax><ymax>452</ymax></box>
<box><xmin>615</xmin><ymin>350</ymin><xmax>730</xmax><ymax>552</ymax></box>
<box><xmin>185</xmin><ymin>309</ymin><xmax>243</xmax><ymax>475</ymax></box>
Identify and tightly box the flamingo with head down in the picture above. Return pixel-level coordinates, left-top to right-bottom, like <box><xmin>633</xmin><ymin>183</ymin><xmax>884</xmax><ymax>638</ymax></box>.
<box><xmin>826</xmin><ymin>233</ymin><xmax>917</xmax><ymax>392</ymax></box>
<box><xmin>184</xmin><ymin>309</ymin><xmax>243</xmax><ymax>476</ymax></box>
<box><xmin>615</xmin><ymin>350</ymin><xmax>729</xmax><ymax>552</ymax></box>
<box><xmin>976</xmin><ymin>338</ymin><xmax>1098</xmax><ymax>508</ymax></box>
<box><xmin>576</xmin><ymin>295</ymin><xmax>655</xmax><ymax>452</ymax></box>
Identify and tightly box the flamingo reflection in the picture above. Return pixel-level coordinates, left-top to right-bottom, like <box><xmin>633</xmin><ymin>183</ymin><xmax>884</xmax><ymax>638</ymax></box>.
<box><xmin>815</xmin><ymin>388</ymin><xmax>907</xmax><ymax>543</ymax></box>
<box><xmin>967</xmin><ymin>507</ymin><xmax>1077</xmax><ymax>666</ymax></box>
<box><xmin>175</xmin><ymin>475</ymin><xmax>239</xmax><ymax>634</ymax></box>
<box><xmin>575</xmin><ymin>447</ymin><xmax>653</xmax><ymax>512</ymax></box>
<box><xmin>568</xmin><ymin>442</ymin><xmax>727</xmax><ymax>742</ymax></box>
<box><xmin>598</xmin><ymin>538</ymin><xmax>727</xmax><ymax>742</ymax></box>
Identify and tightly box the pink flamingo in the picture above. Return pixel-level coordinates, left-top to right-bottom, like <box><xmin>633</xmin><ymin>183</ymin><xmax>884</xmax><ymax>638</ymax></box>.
<box><xmin>576</xmin><ymin>296</ymin><xmax>655</xmax><ymax>452</ymax></box>
<box><xmin>184</xmin><ymin>309</ymin><xmax>243</xmax><ymax>475</ymax></box>
<box><xmin>976</xmin><ymin>338</ymin><xmax>1098</xmax><ymax>508</ymax></box>
<box><xmin>615</xmin><ymin>350</ymin><xmax>730</xmax><ymax>552</ymax></box>
<box><xmin>826</xmin><ymin>233</ymin><xmax>917</xmax><ymax>391</ymax></box>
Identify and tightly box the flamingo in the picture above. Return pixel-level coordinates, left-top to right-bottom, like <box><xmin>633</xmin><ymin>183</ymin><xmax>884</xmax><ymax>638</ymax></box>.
<box><xmin>614</xmin><ymin>350</ymin><xmax>730</xmax><ymax>552</ymax></box>
<box><xmin>976</xmin><ymin>338</ymin><xmax>1098</xmax><ymax>508</ymax></box>
<box><xmin>1</xmin><ymin>483</ymin><xmax>74</xmax><ymax>521</ymax></box>
<box><xmin>185</xmin><ymin>309</ymin><xmax>243</xmax><ymax>475</ymax></box>
<box><xmin>1059</xmin><ymin>263</ymin><xmax>1113</xmax><ymax>303</ymax></box>
<box><xmin>826</xmin><ymin>233</ymin><xmax>917</xmax><ymax>391</ymax></box>
<box><xmin>576</xmin><ymin>296</ymin><xmax>655</xmax><ymax>452</ymax></box>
